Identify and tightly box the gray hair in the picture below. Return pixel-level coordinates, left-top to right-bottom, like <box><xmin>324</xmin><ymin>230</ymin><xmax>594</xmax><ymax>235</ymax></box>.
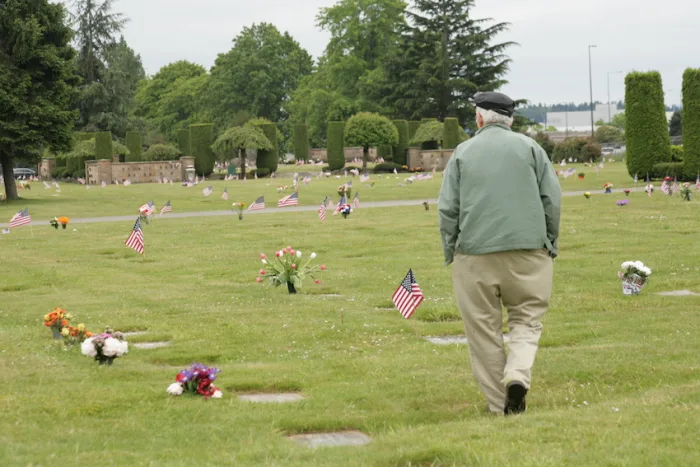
<box><xmin>476</xmin><ymin>107</ymin><xmax>514</xmax><ymax>126</ymax></box>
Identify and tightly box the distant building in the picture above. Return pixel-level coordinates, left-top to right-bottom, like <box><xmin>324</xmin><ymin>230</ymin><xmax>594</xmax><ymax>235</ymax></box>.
<box><xmin>545</xmin><ymin>104</ymin><xmax>675</xmax><ymax>133</ymax></box>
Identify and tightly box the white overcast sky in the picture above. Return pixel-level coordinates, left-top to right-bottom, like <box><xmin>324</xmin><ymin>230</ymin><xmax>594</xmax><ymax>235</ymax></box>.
<box><xmin>99</xmin><ymin>0</ymin><xmax>695</xmax><ymax>106</ymax></box>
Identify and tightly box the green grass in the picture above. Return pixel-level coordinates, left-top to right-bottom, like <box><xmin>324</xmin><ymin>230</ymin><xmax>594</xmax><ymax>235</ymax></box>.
<box><xmin>2</xmin><ymin>163</ymin><xmax>635</xmax><ymax>221</ymax></box>
<box><xmin>2</xmin><ymin>163</ymin><xmax>700</xmax><ymax>466</ymax></box>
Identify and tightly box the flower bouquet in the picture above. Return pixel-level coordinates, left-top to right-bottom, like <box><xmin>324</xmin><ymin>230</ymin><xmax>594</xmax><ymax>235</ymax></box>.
<box><xmin>603</xmin><ymin>183</ymin><xmax>613</xmax><ymax>194</ymax></box>
<box><xmin>584</xmin><ymin>192</ymin><xmax>591</xmax><ymax>199</ymax></box>
<box><xmin>257</xmin><ymin>248</ymin><xmax>326</xmax><ymax>294</ymax></box>
<box><xmin>44</xmin><ymin>308</ymin><xmax>72</xmax><ymax>339</ymax></box>
<box><xmin>624</xmin><ymin>189</ymin><xmax>631</xmax><ymax>196</ymax></box>
<box><xmin>423</xmin><ymin>201</ymin><xmax>430</xmax><ymax>211</ymax></box>
<box><xmin>616</xmin><ymin>200</ymin><xmax>629</xmax><ymax>207</ymax></box>
<box><xmin>679</xmin><ymin>183</ymin><xmax>692</xmax><ymax>201</ymax></box>
<box><xmin>339</xmin><ymin>204</ymin><xmax>352</xmax><ymax>219</ymax></box>
<box><xmin>337</xmin><ymin>184</ymin><xmax>352</xmax><ymax>199</ymax></box>
<box><xmin>167</xmin><ymin>363</ymin><xmax>222</xmax><ymax>399</ymax></box>
<box><xmin>49</xmin><ymin>216</ymin><xmax>70</xmax><ymax>230</ymax></box>
<box><xmin>232</xmin><ymin>202</ymin><xmax>246</xmax><ymax>220</ymax></box>
<box><xmin>578</xmin><ymin>174</ymin><xmax>585</xmax><ymax>180</ymax></box>
<box><xmin>618</xmin><ymin>261</ymin><xmax>652</xmax><ymax>296</ymax></box>
<box><xmin>81</xmin><ymin>329</ymin><xmax>128</xmax><ymax>365</ymax></box>
<box><xmin>61</xmin><ymin>323</ymin><xmax>93</xmax><ymax>346</ymax></box>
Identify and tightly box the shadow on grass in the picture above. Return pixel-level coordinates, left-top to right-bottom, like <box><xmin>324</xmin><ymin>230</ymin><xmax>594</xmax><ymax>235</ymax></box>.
<box><xmin>150</xmin><ymin>354</ymin><xmax>222</xmax><ymax>366</ymax></box>
<box><xmin>226</xmin><ymin>380</ymin><xmax>303</xmax><ymax>393</ymax></box>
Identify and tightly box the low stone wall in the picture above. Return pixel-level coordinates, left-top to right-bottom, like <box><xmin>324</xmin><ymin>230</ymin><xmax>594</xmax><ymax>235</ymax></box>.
<box><xmin>84</xmin><ymin>157</ymin><xmax>195</xmax><ymax>184</ymax></box>
<box><xmin>407</xmin><ymin>149</ymin><xmax>454</xmax><ymax>171</ymax></box>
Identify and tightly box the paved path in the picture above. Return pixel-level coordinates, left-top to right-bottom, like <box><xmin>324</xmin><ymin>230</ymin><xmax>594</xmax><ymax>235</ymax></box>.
<box><xmin>0</xmin><ymin>187</ymin><xmax>644</xmax><ymax>228</ymax></box>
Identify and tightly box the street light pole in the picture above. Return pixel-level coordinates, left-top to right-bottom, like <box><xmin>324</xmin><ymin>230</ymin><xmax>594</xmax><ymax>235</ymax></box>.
<box><xmin>588</xmin><ymin>45</ymin><xmax>597</xmax><ymax>137</ymax></box>
<box><xmin>607</xmin><ymin>70</ymin><xmax>623</xmax><ymax>123</ymax></box>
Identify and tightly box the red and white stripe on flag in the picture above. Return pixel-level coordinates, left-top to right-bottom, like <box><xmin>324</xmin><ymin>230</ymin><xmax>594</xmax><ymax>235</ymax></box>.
<box><xmin>125</xmin><ymin>217</ymin><xmax>145</xmax><ymax>255</ymax></box>
<box><xmin>392</xmin><ymin>269</ymin><xmax>424</xmax><ymax>319</ymax></box>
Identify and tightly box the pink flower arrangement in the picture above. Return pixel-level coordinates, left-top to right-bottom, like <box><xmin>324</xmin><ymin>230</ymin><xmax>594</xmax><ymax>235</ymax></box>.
<box><xmin>257</xmin><ymin>247</ymin><xmax>325</xmax><ymax>294</ymax></box>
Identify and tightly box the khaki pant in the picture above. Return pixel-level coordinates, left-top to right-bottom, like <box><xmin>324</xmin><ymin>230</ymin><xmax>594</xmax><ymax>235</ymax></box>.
<box><xmin>452</xmin><ymin>249</ymin><xmax>553</xmax><ymax>413</ymax></box>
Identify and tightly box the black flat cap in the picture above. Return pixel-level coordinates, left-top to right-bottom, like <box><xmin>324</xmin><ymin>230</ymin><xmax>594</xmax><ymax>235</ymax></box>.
<box><xmin>474</xmin><ymin>92</ymin><xmax>515</xmax><ymax>117</ymax></box>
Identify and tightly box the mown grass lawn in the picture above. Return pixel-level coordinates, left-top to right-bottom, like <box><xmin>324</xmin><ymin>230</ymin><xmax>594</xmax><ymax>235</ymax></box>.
<box><xmin>2</xmin><ymin>162</ymin><xmax>634</xmax><ymax>222</ymax></box>
<box><xmin>2</xmin><ymin>163</ymin><xmax>700</xmax><ymax>466</ymax></box>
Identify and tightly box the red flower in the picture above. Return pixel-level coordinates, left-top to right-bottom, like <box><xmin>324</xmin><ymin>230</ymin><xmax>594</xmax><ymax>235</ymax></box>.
<box><xmin>320</xmin><ymin>265</ymin><xmax>327</xmax><ymax>271</ymax></box>
<box><xmin>315</xmin><ymin>280</ymin><xmax>321</xmax><ymax>285</ymax></box>
<box><xmin>289</xmin><ymin>249</ymin><xmax>296</xmax><ymax>256</ymax></box>
<box><xmin>259</xmin><ymin>269</ymin><xmax>265</xmax><ymax>275</ymax></box>
<box><xmin>176</xmin><ymin>373</ymin><xmax>187</xmax><ymax>383</ymax></box>
<box><xmin>256</xmin><ymin>277</ymin><xmax>263</xmax><ymax>283</ymax></box>
<box><xmin>291</xmin><ymin>264</ymin><xmax>297</xmax><ymax>269</ymax></box>
<box><xmin>275</xmin><ymin>251</ymin><xmax>282</xmax><ymax>258</ymax></box>
<box><xmin>260</xmin><ymin>253</ymin><xmax>266</xmax><ymax>260</ymax></box>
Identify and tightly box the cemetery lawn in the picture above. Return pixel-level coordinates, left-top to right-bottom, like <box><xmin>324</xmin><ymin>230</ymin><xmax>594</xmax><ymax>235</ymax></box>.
<box><xmin>3</xmin><ymin>168</ymin><xmax>700</xmax><ymax>465</ymax></box>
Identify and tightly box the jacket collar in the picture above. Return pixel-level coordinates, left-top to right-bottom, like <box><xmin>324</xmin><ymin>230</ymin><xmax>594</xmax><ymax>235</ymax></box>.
<box><xmin>475</xmin><ymin>123</ymin><xmax>513</xmax><ymax>136</ymax></box>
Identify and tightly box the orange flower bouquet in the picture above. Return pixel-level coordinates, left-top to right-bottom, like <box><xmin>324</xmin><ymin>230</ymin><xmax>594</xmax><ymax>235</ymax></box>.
<box><xmin>50</xmin><ymin>216</ymin><xmax>71</xmax><ymax>230</ymax></box>
<box><xmin>60</xmin><ymin>323</ymin><xmax>93</xmax><ymax>346</ymax></box>
<box><xmin>43</xmin><ymin>308</ymin><xmax>72</xmax><ymax>339</ymax></box>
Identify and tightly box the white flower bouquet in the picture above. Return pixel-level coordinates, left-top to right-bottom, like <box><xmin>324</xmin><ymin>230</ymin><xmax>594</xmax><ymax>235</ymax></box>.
<box><xmin>81</xmin><ymin>329</ymin><xmax>128</xmax><ymax>365</ymax></box>
<box><xmin>618</xmin><ymin>261</ymin><xmax>652</xmax><ymax>296</ymax></box>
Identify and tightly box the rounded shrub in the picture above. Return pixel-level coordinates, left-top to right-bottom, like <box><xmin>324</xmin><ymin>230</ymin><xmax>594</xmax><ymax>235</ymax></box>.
<box><xmin>391</xmin><ymin>120</ymin><xmax>409</xmax><ymax>165</ymax></box>
<box><xmin>625</xmin><ymin>71</ymin><xmax>671</xmax><ymax>178</ymax></box>
<box><xmin>143</xmin><ymin>144</ymin><xmax>181</xmax><ymax>161</ymax></box>
<box><xmin>408</xmin><ymin>121</ymin><xmax>421</xmax><ymax>147</ymax></box>
<box><xmin>293</xmin><ymin>124</ymin><xmax>309</xmax><ymax>162</ymax></box>
<box><xmin>671</xmin><ymin>145</ymin><xmax>684</xmax><ymax>162</ymax></box>
<box><xmin>254</xmin><ymin>123</ymin><xmax>278</xmax><ymax>173</ymax></box>
<box><xmin>125</xmin><ymin>132</ymin><xmax>142</xmax><ymax>161</ymax></box>
<box><xmin>373</xmin><ymin>162</ymin><xmax>404</xmax><ymax>173</ymax></box>
<box><xmin>442</xmin><ymin>118</ymin><xmax>461</xmax><ymax>150</ymax></box>
<box><xmin>190</xmin><ymin>124</ymin><xmax>214</xmax><ymax>176</ymax></box>
<box><xmin>177</xmin><ymin>128</ymin><xmax>191</xmax><ymax>157</ymax></box>
<box><xmin>682</xmin><ymin>68</ymin><xmax>700</xmax><ymax>178</ymax></box>
<box><xmin>95</xmin><ymin>132</ymin><xmax>113</xmax><ymax>160</ymax></box>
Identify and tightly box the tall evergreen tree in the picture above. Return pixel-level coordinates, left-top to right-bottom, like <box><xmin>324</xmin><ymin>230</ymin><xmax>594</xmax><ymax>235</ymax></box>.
<box><xmin>0</xmin><ymin>0</ymin><xmax>80</xmax><ymax>200</ymax></box>
<box><xmin>383</xmin><ymin>0</ymin><xmax>515</xmax><ymax>126</ymax></box>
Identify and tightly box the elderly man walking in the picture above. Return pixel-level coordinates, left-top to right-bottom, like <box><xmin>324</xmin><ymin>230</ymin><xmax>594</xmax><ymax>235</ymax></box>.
<box><xmin>438</xmin><ymin>92</ymin><xmax>561</xmax><ymax>415</ymax></box>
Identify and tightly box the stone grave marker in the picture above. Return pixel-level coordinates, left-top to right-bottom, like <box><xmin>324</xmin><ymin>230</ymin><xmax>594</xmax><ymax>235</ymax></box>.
<box><xmin>238</xmin><ymin>393</ymin><xmax>304</xmax><ymax>403</ymax></box>
<box><xmin>288</xmin><ymin>431</ymin><xmax>372</xmax><ymax>448</ymax></box>
<box><xmin>132</xmin><ymin>342</ymin><xmax>171</xmax><ymax>349</ymax></box>
<box><xmin>656</xmin><ymin>290</ymin><xmax>699</xmax><ymax>297</ymax></box>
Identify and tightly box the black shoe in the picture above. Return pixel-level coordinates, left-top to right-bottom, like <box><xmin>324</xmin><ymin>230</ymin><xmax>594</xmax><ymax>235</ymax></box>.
<box><xmin>504</xmin><ymin>381</ymin><xmax>528</xmax><ymax>415</ymax></box>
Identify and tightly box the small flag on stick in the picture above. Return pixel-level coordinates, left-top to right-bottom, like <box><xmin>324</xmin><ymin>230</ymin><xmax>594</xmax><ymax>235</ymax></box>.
<box><xmin>203</xmin><ymin>185</ymin><xmax>213</xmax><ymax>196</ymax></box>
<box><xmin>392</xmin><ymin>269</ymin><xmax>424</xmax><ymax>319</ymax></box>
<box><xmin>125</xmin><ymin>217</ymin><xmax>145</xmax><ymax>256</ymax></box>
<box><xmin>9</xmin><ymin>208</ymin><xmax>32</xmax><ymax>228</ymax></box>
<box><xmin>221</xmin><ymin>187</ymin><xmax>229</xmax><ymax>201</ymax></box>
<box><xmin>318</xmin><ymin>197</ymin><xmax>328</xmax><ymax>222</ymax></box>
<box><xmin>278</xmin><ymin>192</ymin><xmax>299</xmax><ymax>208</ymax></box>
<box><xmin>353</xmin><ymin>192</ymin><xmax>360</xmax><ymax>209</ymax></box>
<box><xmin>333</xmin><ymin>195</ymin><xmax>346</xmax><ymax>215</ymax></box>
<box><xmin>160</xmin><ymin>200</ymin><xmax>172</xmax><ymax>215</ymax></box>
<box><xmin>248</xmin><ymin>196</ymin><xmax>265</xmax><ymax>211</ymax></box>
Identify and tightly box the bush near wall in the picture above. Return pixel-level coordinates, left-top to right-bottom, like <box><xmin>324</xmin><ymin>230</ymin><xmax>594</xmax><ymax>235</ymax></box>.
<box><xmin>177</xmin><ymin>128</ymin><xmax>191</xmax><ymax>156</ymax></box>
<box><xmin>190</xmin><ymin>124</ymin><xmax>214</xmax><ymax>176</ymax></box>
<box><xmin>671</xmin><ymin>145</ymin><xmax>684</xmax><ymax>162</ymax></box>
<box><xmin>625</xmin><ymin>71</ymin><xmax>671</xmax><ymax>178</ymax></box>
<box><xmin>377</xmin><ymin>145</ymin><xmax>393</xmax><ymax>161</ymax></box>
<box><xmin>650</xmin><ymin>162</ymin><xmax>685</xmax><ymax>179</ymax></box>
<box><xmin>374</xmin><ymin>162</ymin><xmax>405</xmax><ymax>173</ymax></box>
<box><xmin>552</xmin><ymin>137</ymin><xmax>588</xmax><ymax>163</ymax></box>
<box><xmin>392</xmin><ymin>120</ymin><xmax>409</xmax><ymax>165</ymax></box>
<box><xmin>256</xmin><ymin>123</ymin><xmax>279</xmax><ymax>173</ymax></box>
<box><xmin>443</xmin><ymin>118</ymin><xmax>461</xmax><ymax>150</ymax></box>
<box><xmin>293</xmin><ymin>124</ymin><xmax>309</xmax><ymax>162</ymax></box>
<box><xmin>125</xmin><ymin>132</ymin><xmax>142</xmax><ymax>161</ymax></box>
<box><xmin>95</xmin><ymin>132</ymin><xmax>113</xmax><ymax>160</ymax></box>
<box><xmin>327</xmin><ymin>121</ymin><xmax>345</xmax><ymax>171</ymax></box>
<box><xmin>682</xmin><ymin>68</ymin><xmax>700</xmax><ymax>178</ymax></box>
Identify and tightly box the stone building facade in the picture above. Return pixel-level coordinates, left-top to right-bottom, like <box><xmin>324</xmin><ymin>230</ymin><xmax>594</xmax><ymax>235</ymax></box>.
<box><xmin>84</xmin><ymin>157</ymin><xmax>195</xmax><ymax>184</ymax></box>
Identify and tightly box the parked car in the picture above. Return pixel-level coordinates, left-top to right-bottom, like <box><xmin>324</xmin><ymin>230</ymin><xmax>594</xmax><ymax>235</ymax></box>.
<box><xmin>13</xmin><ymin>168</ymin><xmax>36</xmax><ymax>178</ymax></box>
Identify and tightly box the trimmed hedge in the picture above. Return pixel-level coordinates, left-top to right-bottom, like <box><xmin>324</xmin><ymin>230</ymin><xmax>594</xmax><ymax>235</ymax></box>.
<box><xmin>190</xmin><ymin>124</ymin><xmax>214</xmax><ymax>176</ymax></box>
<box><xmin>443</xmin><ymin>118</ymin><xmax>461</xmax><ymax>149</ymax></box>
<box><xmin>682</xmin><ymin>68</ymin><xmax>700</xmax><ymax>178</ymax></box>
<box><xmin>373</xmin><ymin>162</ymin><xmax>404</xmax><ymax>173</ymax></box>
<box><xmin>552</xmin><ymin>137</ymin><xmax>588</xmax><ymax>163</ymax></box>
<box><xmin>651</xmin><ymin>162</ymin><xmax>685</xmax><ymax>179</ymax></box>
<box><xmin>95</xmin><ymin>132</ymin><xmax>113</xmax><ymax>160</ymax></box>
<box><xmin>625</xmin><ymin>71</ymin><xmax>671</xmax><ymax>178</ymax></box>
<box><xmin>377</xmin><ymin>145</ymin><xmax>393</xmax><ymax>161</ymax></box>
<box><xmin>256</xmin><ymin>123</ymin><xmax>278</xmax><ymax>173</ymax></box>
<box><xmin>293</xmin><ymin>124</ymin><xmax>309</xmax><ymax>162</ymax></box>
<box><xmin>408</xmin><ymin>121</ymin><xmax>421</xmax><ymax>147</ymax></box>
<box><xmin>247</xmin><ymin>167</ymin><xmax>271</xmax><ymax>178</ymax></box>
<box><xmin>392</xmin><ymin>120</ymin><xmax>409</xmax><ymax>165</ymax></box>
<box><xmin>177</xmin><ymin>128</ymin><xmax>191</xmax><ymax>156</ymax></box>
<box><xmin>327</xmin><ymin>121</ymin><xmax>345</xmax><ymax>171</ymax></box>
<box><xmin>671</xmin><ymin>145</ymin><xmax>684</xmax><ymax>162</ymax></box>
<box><xmin>125</xmin><ymin>132</ymin><xmax>142</xmax><ymax>161</ymax></box>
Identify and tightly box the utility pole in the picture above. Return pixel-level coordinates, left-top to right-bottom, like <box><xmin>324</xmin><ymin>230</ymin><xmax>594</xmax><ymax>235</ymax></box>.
<box><xmin>607</xmin><ymin>70</ymin><xmax>623</xmax><ymax>123</ymax></box>
<box><xmin>588</xmin><ymin>45</ymin><xmax>597</xmax><ymax>137</ymax></box>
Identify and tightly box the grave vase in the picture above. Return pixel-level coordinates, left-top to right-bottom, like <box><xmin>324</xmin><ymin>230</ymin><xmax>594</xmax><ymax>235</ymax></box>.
<box><xmin>620</xmin><ymin>273</ymin><xmax>646</xmax><ymax>296</ymax></box>
<box><xmin>287</xmin><ymin>281</ymin><xmax>297</xmax><ymax>294</ymax></box>
<box><xmin>51</xmin><ymin>328</ymin><xmax>63</xmax><ymax>340</ymax></box>
<box><xmin>96</xmin><ymin>355</ymin><xmax>115</xmax><ymax>366</ymax></box>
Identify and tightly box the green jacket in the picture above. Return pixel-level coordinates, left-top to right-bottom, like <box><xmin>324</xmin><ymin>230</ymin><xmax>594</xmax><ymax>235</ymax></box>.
<box><xmin>438</xmin><ymin>123</ymin><xmax>561</xmax><ymax>265</ymax></box>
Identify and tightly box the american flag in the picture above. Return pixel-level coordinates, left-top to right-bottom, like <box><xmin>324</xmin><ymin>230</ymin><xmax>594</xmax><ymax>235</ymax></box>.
<box><xmin>353</xmin><ymin>192</ymin><xmax>360</xmax><ymax>209</ymax></box>
<box><xmin>9</xmin><ymin>208</ymin><xmax>31</xmax><ymax>228</ymax></box>
<box><xmin>415</xmin><ymin>173</ymin><xmax>433</xmax><ymax>181</ymax></box>
<box><xmin>77</xmin><ymin>177</ymin><xmax>86</xmax><ymax>185</ymax></box>
<box><xmin>392</xmin><ymin>269</ymin><xmax>424</xmax><ymax>319</ymax></box>
<box><xmin>124</xmin><ymin>179</ymin><xmax>131</xmax><ymax>186</ymax></box>
<box><xmin>101</xmin><ymin>180</ymin><xmax>106</xmax><ymax>188</ymax></box>
<box><xmin>661</xmin><ymin>179</ymin><xmax>671</xmax><ymax>195</ymax></box>
<box><xmin>221</xmin><ymin>187</ymin><xmax>229</xmax><ymax>201</ymax></box>
<box><xmin>43</xmin><ymin>181</ymin><xmax>51</xmax><ymax>189</ymax></box>
<box><xmin>634</xmin><ymin>174</ymin><xmax>638</xmax><ymax>184</ymax></box>
<box><xmin>278</xmin><ymin>192</ymin><xmax>299</xmax><ymax>208</ymax></box>
<box><xmin>333</xmin><ymin>195</ymin><xmax>346</xmax><ymax>215</ymax></box>
<box><xmin>125</xmin><ymin>217</ymin><xmax>145</xmax><ymax>255</ymax></box>
<box><xmin>115</xmin><ymin>180</ymin><xmax>120</xmax><ymax>185</ymax></box>
<box><xmin>672</xmin><ymin>178</ymin><xmax>679</xmax><ymax>194</ymax></box>
<box><xmin>345</xmin><ymin>181</ymin><xmax>352</xmax><ymax>188</ymax></box>
<box><xmin>139</xmin><ymin>201</ymin><xmax>155</xmax><ymax>216</ymax></box>
<box><xmin>248</xmin><ymin>196</ymin><xmax>265</xmax><ymax>211</ymax></box>
<box><xmin>360</xmin><ymin>174</ymin><xmax>369</xmax><ymax>183</ymax></box>
<box><xmin>160</xmin><ymin>200</ymin><xmax>172</xmax><ymax>215</ymax></box>
<box><xmin>203</xmin><ymin>185</ymin><xmax>213</xmax><ymax>196</ymax></box>
<box><xmin>646</xmin><ymin>183</ymin><xmax>653</xmax><ymax>197</ymax></box>
<box><xmin>303</xmin><ymin>175</ymin><xmax>312</xmax><ymax>185</ymax></box>
<box><xmin>318</xmin><ymin>197</ymin><xmax>328</xmax><ymax>222</ymax></box>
